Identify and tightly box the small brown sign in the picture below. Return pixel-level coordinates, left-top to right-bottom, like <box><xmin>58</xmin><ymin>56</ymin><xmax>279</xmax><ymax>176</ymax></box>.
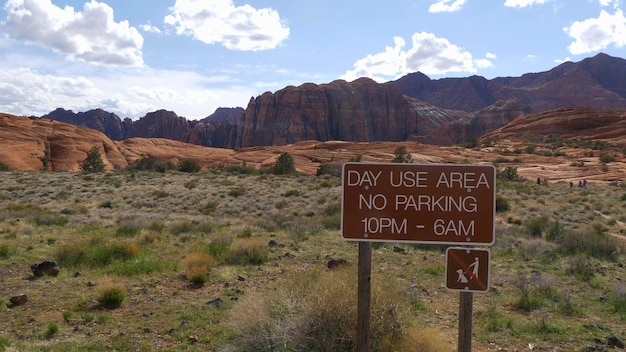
<box><xmin>341</xmin><ymin>162</ymin><xmax>495</xmax><ymax>244</ymax></box>
<box><xmin>445</xmin><ymin>247</ymin><xmax>490</xmax><ymax>292</ymax></box>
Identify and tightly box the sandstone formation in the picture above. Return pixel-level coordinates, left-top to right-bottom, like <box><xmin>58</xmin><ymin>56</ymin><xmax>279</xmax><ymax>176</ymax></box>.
<box><xmin>0</xmin><ymin>113</ymin><xmax>127</xmax><ymax>172</ymax></box>
<box><xmin>414</xmin><ymin>98</ymin><xmax>531</xmax><ymax>145</ymax></box>
<box><xmin>484</xmin><ymin>106</ymin><xmax>626</xmax><ymax>146</ymax></box>
<box><xmin>38</xmin><ymin>53</ymin><xmax>626</xmax><ymax>149</ymax></box>
<box><xmin>234</xmin><ymin>77</ymin><xmax>465</xmax><ymax>148</ymax></box>
<box><xmin>42</xmin><ymin>108</ymin><xmax>241</xmax><ymax>148</ymax></box>
<box><xmin>392</xmin><ymin>53</ymin><xmax>626</xmax><ymax>114</ymax></box>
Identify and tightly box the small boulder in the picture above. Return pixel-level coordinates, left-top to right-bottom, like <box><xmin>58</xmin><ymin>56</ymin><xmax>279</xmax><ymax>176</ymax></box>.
<box><xmin>607</xmin><ymin>336</ymin><xmax>624</xmax><ymax>348</ymax></box>
<box><xmin>30</xmin><ymin>260</ymin><xmax>60</xmax><ymax>277</ymax></box>
<box><xmin>327</xmin><ymin>258</ymin><xmax>347</xmax><ymax>270</ymax></box>
<box><xmin>9</xmin><ymin>294</ymin><xmax>28</xmax><ymax>306</ymax></box>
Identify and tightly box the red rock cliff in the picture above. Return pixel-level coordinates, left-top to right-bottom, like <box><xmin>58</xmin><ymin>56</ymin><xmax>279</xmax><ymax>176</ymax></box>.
<box><xmin>234</xmin><ymin>77</ymin><xmax>465</xmax><ymax>148</ymax></box>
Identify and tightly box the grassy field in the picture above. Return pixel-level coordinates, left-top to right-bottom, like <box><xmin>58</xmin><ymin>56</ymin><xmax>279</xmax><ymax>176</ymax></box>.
<box><xmin>0</xmin><ymin>168</ymin><xmax>625</xmax><ymax>351</ymax></box>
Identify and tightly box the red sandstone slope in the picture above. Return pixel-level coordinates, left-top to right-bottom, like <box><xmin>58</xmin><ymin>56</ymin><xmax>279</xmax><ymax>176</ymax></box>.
<box><xmin>483</xmin><ymin>106</ymin><xmax>626</xmax><ymax>146</ymax></box>
<box><xmin>0</xmin><ymin>113</ymin><xmax>127</xmax><ymax>172</ymax></box>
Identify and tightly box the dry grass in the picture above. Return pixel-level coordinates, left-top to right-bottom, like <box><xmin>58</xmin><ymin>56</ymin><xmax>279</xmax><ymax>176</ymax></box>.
<box><xmin>0</xmin><ymin>167</ymin><xmax>624</xmax><ymax>351</ymax></box>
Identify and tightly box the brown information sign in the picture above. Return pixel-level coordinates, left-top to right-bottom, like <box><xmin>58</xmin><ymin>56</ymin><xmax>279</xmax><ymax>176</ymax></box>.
<box><xmin>341</xmin><ymin>162</ymin><xmax>495</xmax><ymax>245</ymax></box>
<box><xmin>445</xmin><ymin>247</ymin><xmax>490</xmax><ymax>292</ymax></box>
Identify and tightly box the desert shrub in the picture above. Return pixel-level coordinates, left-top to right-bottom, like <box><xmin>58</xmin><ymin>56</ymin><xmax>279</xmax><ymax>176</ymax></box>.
<box><xmin>0</xmin><ymin>162</ymin><xmax>8</xmax><ymax>171</ymax></box>
<box><xmin>108</xmin><ymin>253</ymin><xmax>173</xmax><ymax>276</ymax></box>
<box><xmin>55</xmin><ymin>236</ymin><xmax>139</xmax><ymax>269</ymax></box>
<box><xmin>97</xmin><ymin>279</ymin><xmax>126</xmax><ymax>309</ymax></box>
<box><xmin>514</xmin><ymin>272</ymin><xmax>544</xmax><ymax>312</ymax></box>
<box><xmin>208</xmin><ymin>237</ymin><xmax>232</xmax><ymax>261</ymax></box>
<box><xmin>180</xmin><ymin>252</ymin><xmax>216</xmax><ymax>285</ymax></box>
<box><xmin>81</xmin><ymin>146</ymin><xmax>105</xmax><ymax>173</ymax></box>
<box><xmin>228</xmin><ymin>268</ymin><xmax>415</xmax><ymax>352</ymax></box>
<box><xmin>610</xmin><ymin>283</ymin><xmax>626</xmax><ymax>317</ymax></box>
<box><xmin>272</xmin><ymin>152</ymin><xmax>296</xmax><ymax>175</ymax></box>
<box><xmin>169</xmin><ymin>220</ymin><xmax>214</xmax><ymax>235</ymax></box>
<box><xmin>34</xmin><ymin>212</ymin><xmax>69</xmax><ymax>226</ymax></box>
<box><xmin>524</xmin><ymin>215</ymin><xmax>549</xmax><ymax>238</ymax></box>
<box><xmin>184</xmin><ymin>179</ymin><xmax>198</xmax><ymax>189</ymax></box>
<box><xmin>322</xmin><ymin>213</ymin><xmax>341</xmax><ymax>230</ymax></box>
<box><xmin>129</xmin><ymin>155</ymin><xmax>174</xmax><ymax>172</ymax></box>
<box><xmin>1</xmin><ymin>203</ymin><xmax>67</xmax><ymax>226</ymax></box>
<box><xmin>497</xmin><ymin>166</ymin><xmax>522</xmax><ymax>182</ymax></box>
<box><xmin>0</xmin><ymin>336</ymin><xmax>8</xmax><ymax>349</ymax></box>
<box><xmin>545</xmin><ymin>219</ymin><xmax>564</xmax><ymax>242</ymax></box>
<box><xmin>283</xmin><ymin>189</ymin><xmax>301</xmax><ymax>197</ymax></box>
<box><xmin>178</xmin><ymin>158</ymin><xmax>201</xmax><ymax>173</ymax></box>
<box><xmin>99</xmin><ymin>200</ymin><xmax>114</xmax><ymax>208</ymax></box>
<box><xmin>0</xmin><ymin>244</ymin><xmax>13</xmax><ymax>259</ymax></box>
<box><xmin>392</xmin><ymin>146</ymin><xmax>413</xmax><ymax>163</ymax></box>
<box><xmin>226</xmin><ymin>238</ymin><xmax>268</xmax><ymax>265</ymax></box>
<box><xmin>115</xmin><ymin>224</ymin><xmax>141</xmax><ymax>237</ymax></box>
<box><xmin>45</xmin><ymin>322</ymin><xmax>59</xmax><ymax>339</ymax></box>
<box><xmin>317</xmin><ymin>162</ymin><xmax>342</xmax><ymax>177</ymax></box>
<box><xmin>495</xmin><ymin>195</ymin><xmax>510</xmax><ymax>213</ymax></box>
<box><xmin>221</xmin><ymin>162</ymin><xmax>258</xmax><ymax>175</ymax></box>
<box><xmin>228</xmin><ymin>187</ymin><xmax>246</xmax><ymax>197</ymax></box>
<box><xmin>565</xmin><ymin>255</ymin><xmax>595</xmax><ymax>281</ymax></box>
<box><xmin>556</xmin><ymin>230</ymin><xmax>618</xmax><ymax>261</ymax></box>
<box><xmin>599</xmin><ymin>153</ymin><xmax>617</xmax><ymax>164</ymax></box>
<box><xmin>322</xmin><ymin>200</ymin><xmax>341</xmax><ymax>216</ymax></box>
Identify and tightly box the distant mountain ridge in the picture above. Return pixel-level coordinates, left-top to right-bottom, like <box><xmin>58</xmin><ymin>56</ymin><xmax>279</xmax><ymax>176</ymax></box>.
<box><xmin>39</xmin><ymin>53</ymin><xmax>626</xmax><ymax>147</ymax></box>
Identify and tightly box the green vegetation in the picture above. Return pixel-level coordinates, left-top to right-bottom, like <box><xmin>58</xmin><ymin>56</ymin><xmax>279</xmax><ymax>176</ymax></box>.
<box><xmin>271</xmin><ymin>152</ymin><xmax>296</xmax><ymax>175</ymax></box>
<box><xmin>81</xmin><ymin>146</ymin><xmax>105</xmax><ymax>173</ymax></box>
<box><xmin>0</xmin><ymin>169</ymin><xmax>624</xmax><ymax>351</ymax></box>
<box><xmin>391</xmin><ymin>145</ymin><xmax>413</xmax><ymax>163</ymax></box>
<box><xmin>178</xmin><ymin>158</ymin><xmax>201</xmax><ymax>173</ymax></box>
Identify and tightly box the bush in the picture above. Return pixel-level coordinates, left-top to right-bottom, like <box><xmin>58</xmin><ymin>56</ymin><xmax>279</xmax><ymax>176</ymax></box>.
<box><xmin>208</xmin><ymin>237</ymin><xmax>232</xmax><ymax>261</ymax></box>
<box><xmin>97</xmin><ymin>280</ymin><xmax>126</xmax><ymax>309</ymax></box>
<box><xmin>227</xmin><ymin>268</ymin><xmax>415</xmax><ymax>351</ymax></box>
<box><xmin>317</xmin><ymin>163</ymin><xmax>342</xmax><ymax>177</ymax></box>
<box><xmin>227</xmin><ymin>238</ymin><xmax>268</xmax><ymax>265</ymax></box>
<box><xmin>524</xmin><ymin>215</ymin><xmax>549</xmax><ymax>238</ymax></box>
<box><xmin>392</xmin><ymin>146</ymin><xmax>413</xmax><ymax>163</ymax></box>
<box><xmin>178</xmin><ymin>158</ymin><xmax>201</xmax><ymax>173</ymax></box>
<box><xmin>599</xmin><ymin>153</ymin><xmax>617</xmax><ymax>164</ymax></box>
<box><xmin>495</xmin><ymin>195</ymin><xmax>510</xmax><ymax>213</ymax></box>
<box><xmin>272</xmin><ymin>152</ymin><xmax>296</xmax><ymax>175</ymax></box>
<box><xmin>55</xmin><ymin>236</ymin><xmax>139</xmax><ymax>269</ymax></box>
<box><xmin>0</xmin><ymin>162</ymin><xmax>9</xmax><ymax>171</ymax></box>
<box><xmin>129</xmin><ymin>155</ymin><xmax>174</xmax><ymax>172</ymax></box>
<box><xmin>180</xmin><ymin>252</ymin><xmax>216</xmax><ymax>286</ymax></box>
<box><xmin>497</xmin><ymin>167</ymin><xmax>522</xmax><ymax>181</ymax></box>
<box><xmin>81</xmin><ymin>146</ymin><xmax>105</xmax><ymax>173</ymax></box>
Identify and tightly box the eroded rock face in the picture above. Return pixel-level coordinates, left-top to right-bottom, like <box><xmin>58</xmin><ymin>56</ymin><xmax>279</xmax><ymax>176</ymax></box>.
<box><xmin>43</xmin><ymin>108</ymin><xmax>126</xmax><ymax>140</ymax></box>
<box><xmin>392</xmin><ymin>53</ymin><xmax>626</xmax><ymax>114</ymax></box>
<box><xmin>234</xmin><ymin>78</ymin><xmax>464</xmax><ymax>148</ymax></box>
<box><xmin>415</xmin><ymin>98</ymin><xmax>531</xmax><ymax>145</ymax></box>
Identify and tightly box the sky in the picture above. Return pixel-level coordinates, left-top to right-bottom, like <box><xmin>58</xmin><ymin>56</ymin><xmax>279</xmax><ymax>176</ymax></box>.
<box><xmin>1</xmin><ymin>0</ymin><xmax>625</xmax><ymax>120</ymax></box>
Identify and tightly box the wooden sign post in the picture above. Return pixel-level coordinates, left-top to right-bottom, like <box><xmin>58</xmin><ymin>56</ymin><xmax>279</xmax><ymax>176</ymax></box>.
<box><xmin>445</xmin><ymin>247</ymin><xmax>491</xmax><ymax>352</ymax></box>
<box><xmin>341</xmin><ymin>162</ymin><xmax>496</xmax><ymax>351</ymax></box>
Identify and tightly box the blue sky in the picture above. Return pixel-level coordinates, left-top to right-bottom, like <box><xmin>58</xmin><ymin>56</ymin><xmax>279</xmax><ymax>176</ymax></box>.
<box><xmin>1</xmin><ymin>0</ymin><xmax>625</xmax><ymax>120</ymax></box>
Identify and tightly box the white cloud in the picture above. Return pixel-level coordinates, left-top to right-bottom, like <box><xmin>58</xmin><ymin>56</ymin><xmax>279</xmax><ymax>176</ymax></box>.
<box><xmin>341</xmin><ymin>32</ymin><xmax>480</xmax><ymax>82</ymax></box>
<box><xmin>428</xmin><ymin>0</ymin><xmax>467</xmax><ymax>13</ymax></box>
<box><xmin>140</xmin><ymin>23</ymin><xmax>161</xmax><ymax>34</ymax></box>
<box><xmin>474</xmin><ymin>59</ymin><xmax>493</xmax><ymax>69</ymax></box>
<box><xmin>503</xmin><ymin>0</ymin><xmax>547</xmax><ymax>8</ymax></box>
<box><xmin>486</xmin><ymin>52</ymin><xmax>497</xmax><ymax>59</ymax></box>
<box><xmin>0</xmin><ymin>65</ymin><xmax>255</xmax><ymax>119</ymax></box>
<box><xmin>164</xmin><ymin>0</ymin><xmax>289</xmax><ymax>51</ymax></box>
<box><xmin>1</xmin><ymin>0</ymin><xmax>144</xmax><ymax>66</ymax></box>
<box><xmin>564</xmin><ymin>9</ymin><xmax>626</xmax><ymax>54</ymax></box>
